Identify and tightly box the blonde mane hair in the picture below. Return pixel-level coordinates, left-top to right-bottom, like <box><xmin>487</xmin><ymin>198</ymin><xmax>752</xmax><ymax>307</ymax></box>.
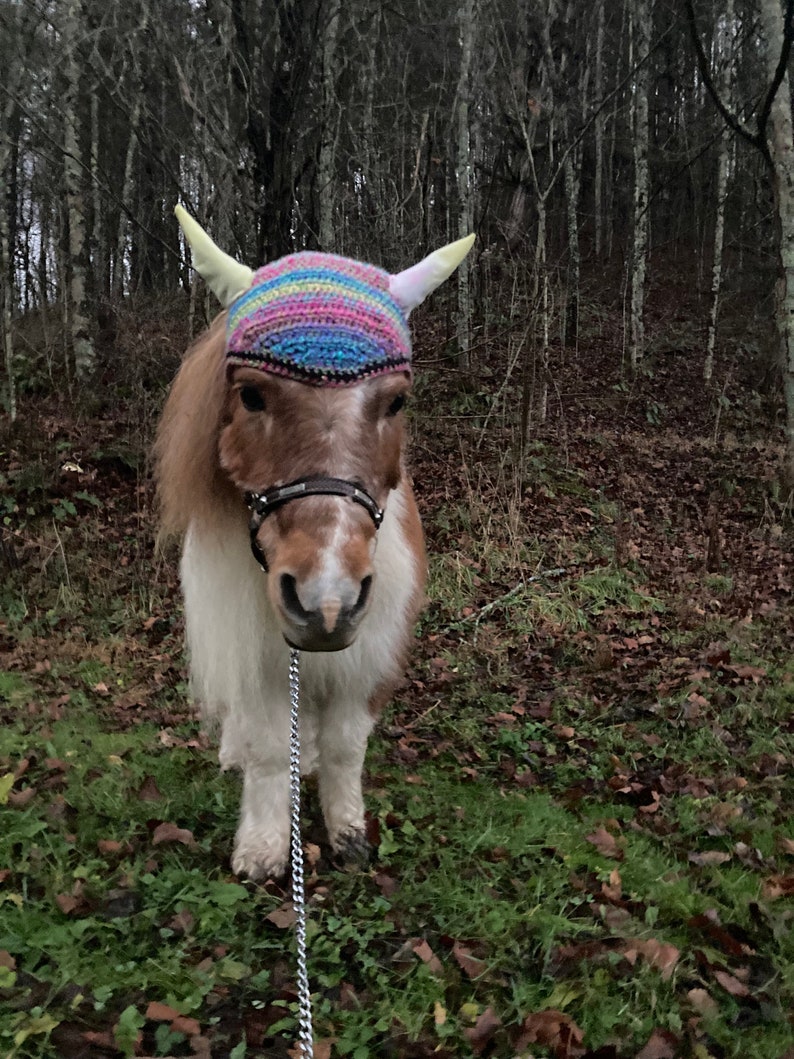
<box><xmin>154</xmin><ymin>313</ymin><xmax>237</xmax><ymax>538</ymax></box>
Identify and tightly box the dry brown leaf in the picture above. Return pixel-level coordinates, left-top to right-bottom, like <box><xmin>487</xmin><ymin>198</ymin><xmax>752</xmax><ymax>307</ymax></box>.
<box><xmin>7</xmin><ymin>787</ymin><xmax>36</xmax><ymax>808</ymax></box>
<box><xmin>762</xmin><ymin>874</ymin><xmax>794</xmax><ymax>899</ymax></box>
<box><xmin>585</xmin><ymin>826</ymin><xmax>623</xmax><ymax>860</ymax></box>
<box><xmin>146</xmin><ymin>1000</ymin><xmax>181</xmax><ymax>1022</ymax></box>
<box><xmin>151</xmin><ymin>821</ymin><xmax>197</xmax><ymax>848</ymax></box>
<box><xmin>266</xmin><ymin>902</ymin><xmax>296</xmax><ymax>929</ymax></box>
<box><xmin>97</xmin><ymin>839</ymin><xmax>127</xmax><ymax>855</ymax></box>
<box><xmin>452</xmin><ymin>941</ymin><xmax>487</xmax><ymax>979</ymax></box>
<box><xmin>463</xmin><ymin>1006</ymin><xmax>502</xmax><ymax>1055</ymax></box>
<box><xmin>688</xmin><ymin>850</ymin><xmax>731</xmax><ymax>867</ymax></box>
<box><xmin>622</xmin><ymin>939</ymin><xmax>680</xmax><ymax>981</ymax></box>
<box><xmin>713</xmin><ymin>969</ymin><xmax>750</xmax><ymax>997</ymax></box>
<box><xmin>137</xmin><ymin>775</ymin><xmax>163</xmax><ymax>802</ymax></box>
<box><xmin>411</xmin><ymin>938</ymin><xmax>443</xmax><ymax>976</ymax></box>
<box><xmin>172</xmin><ymin>1014</ymin><xmax>201</xmax><ymax>1036</ymax></box>
<box><xmin>687</xmin><ymin>988</ymin><xmax>718</xmax><ymax>1015</ymax></box>
<box><xmin>514</xmin><ymin>1008</ymin><xmax>585</xmax><ymax>1057</ymax></box>
<box><xmin>635</xmin><ymin>1027</ymin><xmax>678</xmax><ymax>1059</ymax></box>
<box><xmin>55</xmin><ymin>893</ymin><xmax>79</xmax><ymax>915</ymax></box>
<box><xmin>601</xmin><ymin>868</ymin><xmax>622</xmax><ymax>901</ymax></box>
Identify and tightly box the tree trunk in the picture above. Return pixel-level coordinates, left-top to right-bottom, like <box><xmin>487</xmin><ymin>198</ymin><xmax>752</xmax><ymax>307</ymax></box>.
<box><xmin>63</xmin><ymin>0</ymin><xmax>95</xmax><ymax>381</ymax></box>
<box><xmin>629</xmin><ymin>0</ymin><xmax>650</xmax><ymax>371</ymax></box>
<box><xmin>317</xmin><ymin>0</ymin><xmax>341</xmax><ymax>250</ymax></box>
<box><xmin>564</xmin><ymin>146</ymin><xmax>580</xmax><ymax>347</ymax></box>
<box><xmin>593</xmin><ymin>0</ymin><xmax>606</xmax><ymax>258</ymax></box>
<box><xmin>704</xmin><ymin>0</ymin><xmax>734</xmax><ymax>384</ymax></box>
<box><xmin>758</xmin><ymin>0</ymin><xmax>794</xmax><ymax>488</ymax></box>
<box><xmin>455</xmin><ymin>0</ymin><xmax>477</xmax><ymax>371</ymax></box>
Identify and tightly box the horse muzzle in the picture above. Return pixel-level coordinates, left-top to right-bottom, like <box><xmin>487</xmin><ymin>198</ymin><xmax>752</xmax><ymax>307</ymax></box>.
<box><xmin>277</xmin><ymin>572</ymin><xmax>373</xmax><ymax>652</ymax></box>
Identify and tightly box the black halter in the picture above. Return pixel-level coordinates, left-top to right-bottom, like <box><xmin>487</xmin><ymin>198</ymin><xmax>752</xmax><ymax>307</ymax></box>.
<box><xmin>245</xmin><ymin>475</ymin><xmax>384</xmax><ymax>572</ymax></box>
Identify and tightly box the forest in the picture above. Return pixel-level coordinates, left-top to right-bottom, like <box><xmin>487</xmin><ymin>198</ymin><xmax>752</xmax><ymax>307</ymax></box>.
<box><xmin>1</xmin><ymin>0</ymin><xmax>793</xmax><ymax>1056</ymax></box>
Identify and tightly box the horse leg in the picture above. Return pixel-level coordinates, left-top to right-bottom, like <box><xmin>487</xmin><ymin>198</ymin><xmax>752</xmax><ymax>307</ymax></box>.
<box><xmin>317</xmin><ymin>702</ymin><xmax>376</xmax><ymax>863</ymax></box>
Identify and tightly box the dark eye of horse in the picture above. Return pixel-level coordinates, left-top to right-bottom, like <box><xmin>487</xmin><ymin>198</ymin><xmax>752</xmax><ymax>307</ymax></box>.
<box><xmin>386</xmin><ymin>394</ymin><xmax>406</xmax><ymax>417</ymax></box>
<box><xmin>240</xmin><ymin>386</ymin><xmax>265</xmax><ymax>412</ymax></box>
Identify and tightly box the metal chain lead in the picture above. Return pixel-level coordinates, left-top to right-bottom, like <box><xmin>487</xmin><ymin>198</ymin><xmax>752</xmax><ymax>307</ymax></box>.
<box><xmin>289</xmin><ymin>648</ymin><xmax>314</xmax><ymax>1057</ymax></box>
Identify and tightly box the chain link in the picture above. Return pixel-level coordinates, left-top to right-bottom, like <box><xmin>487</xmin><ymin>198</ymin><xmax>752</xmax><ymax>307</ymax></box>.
<box><xmin>289</xmin><ymin>648</ymin><xmax>314</xmax><ymax>1057</ymax></box>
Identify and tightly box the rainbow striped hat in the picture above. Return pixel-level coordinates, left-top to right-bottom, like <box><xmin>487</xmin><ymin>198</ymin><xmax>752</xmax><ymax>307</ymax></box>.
<box><xmin>226</xmin><ymin>253</ymin><xmax>411</xmax><ymax>385</ymax></box>
<box><xmin>174</xmin><ymin>205</ymin><xmax>474</xmax><ymax>388</ymax></box>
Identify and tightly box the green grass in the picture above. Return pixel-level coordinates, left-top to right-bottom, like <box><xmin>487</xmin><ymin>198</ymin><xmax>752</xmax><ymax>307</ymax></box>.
<box><xmin>1</xmin><ymin>414</ymin><xmax>793</xmax><ymax>1057</ymax></box>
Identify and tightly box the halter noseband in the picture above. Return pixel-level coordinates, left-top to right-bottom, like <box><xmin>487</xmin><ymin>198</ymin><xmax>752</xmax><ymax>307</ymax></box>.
<box><xmin>245</xmin><ymin>475</ymin><xmax>384</xmax><ymax>572</ymax></box>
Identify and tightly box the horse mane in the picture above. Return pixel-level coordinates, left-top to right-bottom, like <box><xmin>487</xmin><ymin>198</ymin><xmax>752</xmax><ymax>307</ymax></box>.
<box><xmin>154</xmin><ymin>313</ymin><xmax>237</xmax><ymax>539</ymax></box>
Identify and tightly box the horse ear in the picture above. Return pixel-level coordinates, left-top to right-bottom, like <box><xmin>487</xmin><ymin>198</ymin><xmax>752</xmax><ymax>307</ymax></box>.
<box><xmin>389</xmin><ymin>233</ymin><xmax>475</xmax><ymax>315</ymax></box>
<box><xmin>175</xmin><ymin>205</ymin><xmax>254</xmax><ymax>307</ymax></box>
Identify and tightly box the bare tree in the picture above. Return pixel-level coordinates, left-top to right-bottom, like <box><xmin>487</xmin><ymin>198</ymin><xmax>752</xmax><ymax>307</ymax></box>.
<box><xmin>629</xmin><ymin>0</ymin><xmax>651</xmax><ymax>371</ymax></box>
<box><xmin>62</xmin><ymin>0</ymin><xmax>95</xmax><ymax>379</ymax></box>
<box><xmin>686</xmin><ymin>0</ymin><xmax>794</xmax><ymax>485</ymax></box>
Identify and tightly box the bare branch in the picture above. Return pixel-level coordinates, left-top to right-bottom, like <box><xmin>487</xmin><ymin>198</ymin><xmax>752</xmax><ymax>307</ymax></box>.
<box><xmin>756</xmin><ymin>0</ymin><xmax>794</xmax><ymax>140</ymax></box>
<box><xmin>683</xmin><ymin>0</ymin><xmax>770</xmax><ymax>164</ymax></box>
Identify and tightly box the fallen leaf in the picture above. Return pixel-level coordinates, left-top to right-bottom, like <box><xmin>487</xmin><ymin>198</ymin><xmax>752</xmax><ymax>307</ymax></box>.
<box><xmin>434</xmin><ymin>1000</ymin><xmax>447</xmax><ymax>1026</ymax></box>
<box><xmin>762</xmin><ymin>874</ymin><xmax>794</xmax><ymax>899</ymax></box>
<box><xmin>687</xmin><ymin>988</ymin><xmax>718</xmax><ymax>1015</ymax></box>
<box><xmin>601</xmin><ymin>869</ymin><xmax>622</xmax><ymax>901</ymax></box>
<box><xmin>463</xmin><ymin>1006</ymin><xmax>501</xmax><ymax>1055</ymax></box>
<box><xmin>151</xmin><ymin>822</ymin><xmax>197</xmax><ymax>848</ymax></box>
<box><xmin>146</xmin><ymin>1001</ymin><xmax>181</xmax><ymax>1022</ymax></box>
<box><xmin>622</xmin><ymin>939</ymin><xmax>680</xmax><ymax>981</ymax></box>
<box><xmin>137</xmin><ymin>775</ymin><xmax>163</xmax><ymax>802</ymax></box>
<box><xmin>452</xmin><ymin>941</ymin><xmax>487</xmax><ymax>979</ymax></box>
<box><xmin>688</xmin><ymin>850</ymin><xmax>731</xmax><ymax>867</ymax></box>
<box><xmin>713</xmin><ymin>969</ymin><xmax>750</xmax><ymax>997</ymax></box>
<box><xmin>98</xmin><ymin>839</ymin><xmax>127</xmax><ymax>855</ymax></box>
<box><xmin>55</xmin><ymin>894</ymin><xmax>79</xmax><ymax>915</ymax></box>
<box><xmin>586</xmin><ymin>827</ymin><xmax>623</xmax><ymax>860</ymax></box>
<box><xmin>411</xmin><ymin>938</ymin><xmax>443</xmax><ymax>976</ymax></box>
<box><xmin>7</xmin><ymin>787</ymin><xmax>36</xmax><ymax>808</ymax></box>
<box><xmin>172</xmin><ymin>1014</ymin><xmax>201</xmax><ymax>1036</ymax></box>
<box><xmin>635</xmin><ymin>1028</ymin><xmax>678</xmax><ymax>1059</ymax></box>
<box><xmin>266</xmin><ymin>903</ymin><xmax>296</xmax><ymax>929</ymax></box>
<box><xmin>514</xmin><ymin>1009</ymin><xmax>584</xmax><ymax>1057</ymax></box>
<box><xmin>169</xmin><ymin>909</ymin><xmax>195</xmax><ymax>934</ymax></box>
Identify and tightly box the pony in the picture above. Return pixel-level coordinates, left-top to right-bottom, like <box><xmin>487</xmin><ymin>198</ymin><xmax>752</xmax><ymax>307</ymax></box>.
<box><xmin>155</xmin><ymin>207</ymin><xmax>473</xmax><ymax>880</ymax></box>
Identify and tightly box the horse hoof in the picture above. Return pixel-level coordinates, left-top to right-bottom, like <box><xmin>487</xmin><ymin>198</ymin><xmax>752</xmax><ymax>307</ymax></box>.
<box><xmin>332</xmin><ymin>829</ymin><xmax>372</xmax><ymax>867</ymax></box>
<box><xmin>231</xmin><ymin>847</ymin><xmax>287</xmax><ymax>883</ymax></box>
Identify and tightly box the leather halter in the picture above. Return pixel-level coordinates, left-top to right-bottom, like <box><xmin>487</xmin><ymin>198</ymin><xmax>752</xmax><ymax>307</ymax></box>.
<box><xmin>245</xmin><ymin>475</ymin><xmax>384</xmax><ymax>572</ymax></box>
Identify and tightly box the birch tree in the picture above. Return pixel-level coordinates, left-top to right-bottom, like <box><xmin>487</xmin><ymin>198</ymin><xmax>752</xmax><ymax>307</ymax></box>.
<box><xmin>629</xmin><ymin>0</ymin><xmax>651</xmax><ymax>372</ymax></box>
<box><xmin>317</xmin><ymin>0</ymin><xmax>342</xmax><ymax>249</ymax></box>
<box><xmin>62</xmin><ymin>0</ymin><xmax>95</xmax><ymax>380</ymax></box>
<box><xmin>704</xmin><ymin>0</ymin><xmax>734</xmax><ymax>384</ymax></box>
<box><xmin>455</xmin><ymin>0</ymin><xmax>477</xmax><ymax>369</ymax></box>
<box><xmin>686</xmin><ymin>0</ymin><xmax>794</xmax><ymax>485</ymax></box>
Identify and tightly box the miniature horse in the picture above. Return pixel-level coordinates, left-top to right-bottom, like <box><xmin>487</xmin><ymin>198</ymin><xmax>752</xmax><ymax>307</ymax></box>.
<box><xmin>155</xmin><ymin>208</ymin><xmax>473</xmax><ymax>879</ymax></box>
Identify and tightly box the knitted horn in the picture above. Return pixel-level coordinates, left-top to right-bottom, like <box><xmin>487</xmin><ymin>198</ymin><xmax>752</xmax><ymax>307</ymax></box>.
<box><xmin>175</xmin><ymin>205</ymin><xmax>254</xmax><ymax>307</ymax></box>
<box><xmin>389</xmin><ymin>233</ymin><xmax>475</xmax><ymax>314</ymax></box>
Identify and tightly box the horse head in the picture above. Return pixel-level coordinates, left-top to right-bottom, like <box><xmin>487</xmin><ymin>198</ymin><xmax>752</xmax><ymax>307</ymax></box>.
<box><xmin>162</xmin><ymin>209</ymin><xmax>473</xmax><ymax>653</ymax></box>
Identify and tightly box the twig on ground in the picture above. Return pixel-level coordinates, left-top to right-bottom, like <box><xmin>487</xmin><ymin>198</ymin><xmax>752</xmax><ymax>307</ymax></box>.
<box><xmin>440</xmin><ymin>567</ymin><xmax>567</xmax><ymax>638</ymax></box>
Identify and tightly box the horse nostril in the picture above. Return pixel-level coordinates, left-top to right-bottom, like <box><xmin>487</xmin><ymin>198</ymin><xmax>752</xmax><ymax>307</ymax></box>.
<box><xmin>280</xmin><ymin>574</ymin><xmax>310</xmax><ymax>624</ymax></box>
<box><xmin>353</xmin><ymin>575</ymin><xmax>373</xmax><ymax>616</ymax></box>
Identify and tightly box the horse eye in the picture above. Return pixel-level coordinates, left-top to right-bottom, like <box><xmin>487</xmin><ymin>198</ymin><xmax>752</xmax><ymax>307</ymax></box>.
<box><xmin>240</xmin><ymin>386</ymin><xmax>265</xmax><ymax>412</ymax></box>
<box><xmin>386</xmin><ymin>394</ymin><xmax>406</xmax><ymax>417</ymax></box>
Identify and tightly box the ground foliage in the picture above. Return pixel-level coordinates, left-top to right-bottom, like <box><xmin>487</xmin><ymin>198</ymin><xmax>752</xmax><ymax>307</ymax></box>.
<box><xmin>1</xmin><ymin>294</ymin><xmax>793</xmax><ymax>1058</ymax></box>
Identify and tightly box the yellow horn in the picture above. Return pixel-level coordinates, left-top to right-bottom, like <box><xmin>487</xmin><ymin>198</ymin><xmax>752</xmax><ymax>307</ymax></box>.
<box><xmin>175</xmin><ymin>205</ymin><xmax>254</xmax><ymax>307</ymax></box>
<box><xmin>389</xmin><ymin>233</ymin><xmax>475</xmax><ymax>314</ymax></box>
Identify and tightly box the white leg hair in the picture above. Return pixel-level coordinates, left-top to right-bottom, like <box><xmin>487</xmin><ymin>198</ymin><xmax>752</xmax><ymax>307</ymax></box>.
<box><xmin>317</xmin><ymin>699</ymin><xmax>376</xmax><ymax>856</ymax></box>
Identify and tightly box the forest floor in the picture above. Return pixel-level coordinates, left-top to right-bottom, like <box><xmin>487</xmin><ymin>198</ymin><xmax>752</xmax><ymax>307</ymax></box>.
<box><xmin>1</xmin><ymin>290</ymin><xmax>793</xmax><ymax>1059</ymax></box>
